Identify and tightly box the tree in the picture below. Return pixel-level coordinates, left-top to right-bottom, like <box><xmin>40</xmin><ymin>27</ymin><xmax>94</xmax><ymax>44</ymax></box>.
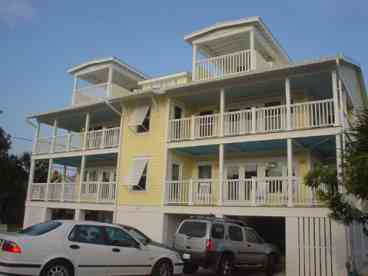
<box><xmin>305</xmin><ymin>108</ymin><xmax>368</xmax><ymax>235</ymax></box>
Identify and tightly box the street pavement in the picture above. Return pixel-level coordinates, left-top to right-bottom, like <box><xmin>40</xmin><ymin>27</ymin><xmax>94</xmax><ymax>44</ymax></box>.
<box><xmin>188</xmin><ymin>268</ymin><xmax>285</xmax><ymax>276</ymax></box>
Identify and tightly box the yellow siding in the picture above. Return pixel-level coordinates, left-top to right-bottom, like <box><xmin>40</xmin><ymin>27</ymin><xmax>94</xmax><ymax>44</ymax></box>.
<box><xmin>117</xmin><ymin>96</ymin><xmax>169</xmax><ymax>206</ymax></box>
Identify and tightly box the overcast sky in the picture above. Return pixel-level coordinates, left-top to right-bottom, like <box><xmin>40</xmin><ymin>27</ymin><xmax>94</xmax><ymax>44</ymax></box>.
<box><xmin>1</xmin><ymin>0</ymin><xmax>367</xmax><ymax>154</ymax></box>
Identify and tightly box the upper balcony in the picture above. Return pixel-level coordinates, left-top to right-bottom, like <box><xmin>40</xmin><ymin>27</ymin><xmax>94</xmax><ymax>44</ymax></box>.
<box><xmin>68</xmin><ymin>57</ymin><xmax>147</xmax><ymax>106</ymax></box>
<box><xmin>185</xmin><ymin>17</ymin><xmax>290</xmax><ymax>82</ymax></box>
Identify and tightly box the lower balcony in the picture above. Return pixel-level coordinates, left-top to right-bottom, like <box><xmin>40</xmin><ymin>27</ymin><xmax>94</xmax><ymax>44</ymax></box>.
<box><xmin>29</xmin><ymin>182</ymin><xmax>116</xmax><ymax>204</ymax></box>
<box><xmin>165</xmin><ymin>177</ymin><xmax>325</xmax><ymax>207</ymax></box>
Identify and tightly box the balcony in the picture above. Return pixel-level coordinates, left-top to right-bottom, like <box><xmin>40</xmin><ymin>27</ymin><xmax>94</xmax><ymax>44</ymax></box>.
<box><xmin>166</xmin><ymin>177</ymin><xmax>326</xmax><ymax>207</ymax></box>
<box><xmin>168</xmin><ymin>99</ymin><xmax>335</xmax><ymax>143</ymax></box>
<box><xmin>29</xmin><ymin>182</ymin><xmax>116</xmax><ymax>204</ymax></box>
<box><xmin>34</xmin><ymin>127</ymin><xmax>120</xmax><ymax>155</ymax></box>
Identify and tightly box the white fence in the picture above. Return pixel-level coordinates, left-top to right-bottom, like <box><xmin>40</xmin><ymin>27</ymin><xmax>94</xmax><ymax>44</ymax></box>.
<box><xmin>168</xmin><ymin>99</ymin><xmax>335</xmax><ymax>142</ymax></box>
<box><xmin>166</xmin><ymin>177</ymin><xmax>326</xmax><ymax>207</ymax></box>
<box><xmin>34</xmin><ymin>127</ymin><xmax>120</xmax><ymax>154</ymax></box>
<box><xmin>80</xmin><ymin>182</ymin><xmax>116</xmax><ymax>203</ymax></box>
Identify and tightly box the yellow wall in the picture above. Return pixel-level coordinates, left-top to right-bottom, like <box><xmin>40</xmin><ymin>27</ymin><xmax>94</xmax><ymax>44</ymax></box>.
<box><xmin>117</xmin><ymin>96</ymin><xmax>169</xmax><ymax>206</ymax></box>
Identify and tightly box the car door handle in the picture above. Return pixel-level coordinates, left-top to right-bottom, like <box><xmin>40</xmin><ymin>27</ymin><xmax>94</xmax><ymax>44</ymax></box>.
<box><xmin>247</xmin><ymin>244</ymin><xmax>251</xmax><ymax>247</ymax></box>
<box><xmin>112</xmin><ymin>248</ymin><xmax>120</xmax><ymax>252</ymax></box>
<box><xmin>70</xmin><ymin>244</ymin><xmax>80</xmax><ymax>250</ymax></box>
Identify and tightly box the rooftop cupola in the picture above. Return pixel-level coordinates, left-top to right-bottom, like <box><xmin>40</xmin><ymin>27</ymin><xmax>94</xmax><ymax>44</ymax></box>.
<box><xmin>184</xmin><ymin>16</ymin><xmax>290</xmax><ymax>81</ymax></box>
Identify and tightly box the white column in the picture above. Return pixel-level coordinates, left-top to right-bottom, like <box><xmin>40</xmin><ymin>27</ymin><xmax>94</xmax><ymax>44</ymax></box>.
<box><xmin>250</xmin><ymin>28</ymin><xmax>255</xmax><ymax>70</ymax></box>
<box><xmin>287</xmin><ymin>138</ymin><xmax>293</xmax><ymax>207</ymax></box>
<box><xmin>83</xmin><ymin>113</ymin><xmax>90</xmax><ymax>150</ymax></box>
<box><xmin>26</xmin><ymin>159</ymin><xmax>35</xmax><ymax>201</ymax></box>
<box><xmin>79</xmin><ymin>155</ymin><xmax>86</xmax><ymax>202</ymax></box>
<box><xmin>336</xmin><ymin>134</ymin><xmax>343</xmax><ymax>193</ymax></box>
<box><xmin>107</xmin><ymin>66</ymin><xmax>113</xmax><ymax>98</ymax></box>
<box><xmin>32</xmin><ymin>121</ymin><xmax>40</xmax><ymax>153</ymax></box>
<box><xmin>285</xmin><ymin>78</ymin><xmax>291</xmax><ymax>130</ymax></box>
<box><xmin>72</xmin><ymin>77</ymin><xmax>79</xmax><ymax>105</ymax></box>
<box><xmin>218</xmin><ymin>143</ymin><xmax>224</xmax><ymax>205</ymax></box>
<box><xmin>192</xmin><ymin>44</ymin><xmax>197</xmax><ymax>81</ymax></box>
<box><xmin>45</xmin><ymin>158</ymin><xmax>53</xmax><ymax>201</ymax></box>
<box><xmin>220</xmin><ymin>88</ymin><xmax>225</xmax><ymax>137</ymax></box>
<box><xmin>338</xmin><ymin>79</ymin><xmax>344</xmax><ymax>127</ymax></box>
<box><xmin>332</xmin><ymin>70</ymin><xmax>341</xmax><ymax>126</ymax></box>
<box><xmin>75</xmin><ymin>209</ymin><xmax>85</xmax><ymax>221</ymax></box>
<box><xmin>50</xmin><ymin>119</ymin><xmax>58</xmax><ymax>153</ymax></box>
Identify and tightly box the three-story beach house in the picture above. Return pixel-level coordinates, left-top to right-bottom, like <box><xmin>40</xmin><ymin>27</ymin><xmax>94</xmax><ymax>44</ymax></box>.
<box><xmin>25</xmin><ymin>17</ymin><xmax>368</xmax><ymax>275</ymax></box>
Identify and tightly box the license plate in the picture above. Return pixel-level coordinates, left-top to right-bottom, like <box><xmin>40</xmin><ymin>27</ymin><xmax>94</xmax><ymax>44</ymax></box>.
<box><xmin>182</xmin><ymin>253</ymin><xmax>191</xmax><ymax>260</ymax></box>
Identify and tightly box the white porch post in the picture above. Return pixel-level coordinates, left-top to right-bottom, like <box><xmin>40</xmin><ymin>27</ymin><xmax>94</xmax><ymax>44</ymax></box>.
<box><xmin>287</xmin><ymin>138</ymin><xmax>293</xmax><ymax>207</ymax></box>
<box><xmin>107</xmin><ymin>66</ymin><xmax>113</xmax><ymax>98</ymax></box>
<box><xmin>83</xmin><ymin>113</ymin><xmax>90</xmax><ymax>150</ymax></box>
<box><xmin>26</xmin><ymin>159</ymin><xmax>35</xmax><ymax>201</ymax></box>
<box><xmin>220</xmin><ymin>88</ymin><xmax>225</xmax><ymax>137</ymax></box>
<box><xmin>332</xmin><ymin>70</ymin><xmax>341</xmax><ymax>126</ymax></box>
<box><xmin>50</xmin><ymin>119</ymin><xmax>58</xmax><ymax>153</ymax></box>
<box><xmin>250</xmin><ymin>28</ymin><xmax>255</xmax><ymax>70</ymax></box>
<box><xmin>285</xmin><ymin>78</ymin><xmax>291</xmax><ymax>130</ymax></box>
<box><xmin>75</xmin><ymin>209</ymin><xmax>85</xmax><ymax>221</ymax></box>
<box><xmin>46</xmin><ymin>158</ymin><xmax>53</xmax><ymax>201</ymax></box>
<box><xmin>79</xmin><ymin>155</ymin><xmax>86</xmax><ymax>202</ymax></box>
<box><xmin>336</xmin><ymin>134</ymin><xmax>343</xmax><ymax>193</ymax></box>
<box><xmin>72</xmin><ymin>77</ymin><xmax>79</xmax><ymax>105</ymax></box>
<box><xmin>218</xmin><ymin>143</ymin><xmax>224</xmax><ymax>205</ymax></box>
<box><xmin>192</xmin><ymin>44</ymin><xmax>197</xmax><ymax>81</ymax></box>
<box><xmin>32</xmin><ymin>121</ymin><xmax>40</xmax><ymax>154</ymax></box>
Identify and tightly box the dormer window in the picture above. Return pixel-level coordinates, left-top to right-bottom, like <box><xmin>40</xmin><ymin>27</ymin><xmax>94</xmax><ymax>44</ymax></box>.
<box><xmin>129</xmin><ymin>105</ymin><xmax>151</xmax><ymax>133</ymax></box>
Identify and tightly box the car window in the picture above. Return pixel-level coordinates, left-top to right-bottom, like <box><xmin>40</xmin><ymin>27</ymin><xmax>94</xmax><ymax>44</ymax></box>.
<box><xmin>105</xmin><ymin>227</ymin><xmax>139</xmax><ymax>247</ymax></box>
<box><xmin>123</xmin><ymin>226</ymin><xmax>150</xmax><ymax>245</ymax></box>
<box><xmin>228</xmin><ymin>225</ymin><xmax>243</xmax><ymax>242</ymax></box>
<box><xmin>69</xmin><ymin>225</ymin><xmax>106</xmax><ymax>245</ymax></box>
<box><xmin>245</xmin><ymin>229</ymin><xmax>263</xmax><ymax>243</ymax></box>
<box><xmin>20</xmin><ymin>221</ymin><xmax>62</xmax><ymax>236</ymax></box>
<box><xmin>211</xmin><ymin>223</ymin><xmax>225</xmax><ymax>239</ymax></box>
<box><xmin>178</xmin><ymin>221</ymin><xmax>207</xmax><ymax>238</ymax></box>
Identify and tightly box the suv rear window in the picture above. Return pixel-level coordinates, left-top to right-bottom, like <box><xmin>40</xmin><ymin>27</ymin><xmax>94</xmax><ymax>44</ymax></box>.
<box><xmin>178</xmin><ymin>221</ymin><xmax>207</xmax><ymax>238</ymax></box>
<box><xmin>20</xmin><ymin>221</ymin><xmax>62</xmax><ymax>236</ymax></box>
<box><xmin>211</xmin><ymin>223</ymin><xmax>225</xmax><ymax>239</ymax></box>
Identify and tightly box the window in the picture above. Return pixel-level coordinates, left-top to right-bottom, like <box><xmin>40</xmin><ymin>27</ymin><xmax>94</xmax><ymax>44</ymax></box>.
<box><xmin>121</xmin><ymin>225</ymin><xmax>151</xmax><ymax>245</ymax></box>
<box><xmin>178</xmin><ymin>221</ymin><xmax>207</xmax><ymax>238</ymax></box>
<box><xmin>69</xmin><ymin>225</ymin><xmax>106</xmax><ymax>245</ymax></box>
<box><xmin>105</xmin><ymin>227</ymin><xmax>139</xmax><ymax>247</ymax></box>
<box><xmin>132</xmin><ymin>164</ymin><xmax>147</xmax><ymax>191</ymax></box>
<box><xmin>228</xmin><ymin>225</ymin><xmax>243</xmax><ymax>241</ymax></box>
<box><xmin>125</xmin><ymin>158</ymin><xmax>149</xmax><ymax>191</ymax></box>
<box><xmin>171</xmin><ymin>163</ymin><xmax>181</xmax><ymax>181</ymax></box>
<box><xmin>211</xmin><ymin>223</ymin><xmax>225</xmax><ymax>239</ymax></box>
<box><xmin>129</xmin><ymin>105</ymin><xmax>151</xmax><ymax>133</ymax></box>
<box><xmin>245</xmin><ymin>229</ymin><xmax>264</xmax><ymax>244</ymax></box>
<box><xmin>20</xmin><ymin>221</ymin><xmax>62</xmax><ymax>236</ymax></box>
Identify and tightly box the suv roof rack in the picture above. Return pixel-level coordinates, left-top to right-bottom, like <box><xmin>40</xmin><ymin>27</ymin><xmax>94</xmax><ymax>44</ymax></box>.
<box><xmin>188</xmin><ymin>215</ymin><xmax>247</xmax><ymax>227</ymax></box>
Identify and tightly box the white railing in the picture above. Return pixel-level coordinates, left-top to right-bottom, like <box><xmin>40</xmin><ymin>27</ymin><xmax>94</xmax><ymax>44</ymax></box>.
<box><xmin>30</xmin><ymin>183</ymin><xmax>47</xmax><ymax>200</ymax></box>
<box><xmin>195</xmin><ymin>49</ymin><xmax>252</xmax><ymax>81</ymax></box>
<box><xmin>291</xmin><ymin>99</ymin><xmax>335</xmax><ymax>129</ymax></box>
<box><xmin>168</xmin><ymin>99</ymin><xmax>336</xmax><ymax>142</ymax></box>
<box><xmin>73</xmin><ymin>83</ymin><xmax>109</xmax><ymax>106</ymax></box>
<box><xmin>80</xmin><ymin>182</ymin><xmax>116</xmax><ymax>203</ymax></box>
<box><xmin>33</xmin><ymin>128</ymin><xmax>120</xmax><ymax>154</ymax></box>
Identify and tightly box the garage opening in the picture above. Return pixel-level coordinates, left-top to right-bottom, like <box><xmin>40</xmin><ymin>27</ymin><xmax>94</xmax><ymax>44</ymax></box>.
<box><xmin>50</xmin><ymin>209</ymin><xmax>75</xmax><ymax>220</ymax></box>
<box><xmin>84</xmin><ymin>210</ymin><xmax>113</xmax><ymax>223</ymax></box>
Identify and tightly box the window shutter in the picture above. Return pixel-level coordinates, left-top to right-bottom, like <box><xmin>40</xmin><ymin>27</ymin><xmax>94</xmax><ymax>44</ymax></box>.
<box><xmin>125</xmin><ymin>158</ymin><xmax>148</xmax><ymax>186</ymax></box>
<box><xmin>129</xmin><ymin>105</ymin><xmax>150</xmax><ymax>127</ymax></box>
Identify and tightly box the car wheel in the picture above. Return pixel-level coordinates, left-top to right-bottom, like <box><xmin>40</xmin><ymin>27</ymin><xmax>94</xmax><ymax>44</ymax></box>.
<box><xmin>217</xmin><ymin>254</ymin><xmax>234</xmax><ymax>276</ymax></box>
<box><xmin>42</xmin><ymin>261</ymin><xmax>72</xmax><ymax>276</ymax></box>
<box><xmin>183</xmin><ymin>263</ymin><xmax>199</xmax><ymax>274</ymax></box>
<box><xmin>265</xmin><ymin>254</ymin><xmax>276</xmax><ymax>276</ymax></box>
<box><xmin>152</xmin><ymin>259</ymin><xmax>173</xmax><ymax>276</ymax></box>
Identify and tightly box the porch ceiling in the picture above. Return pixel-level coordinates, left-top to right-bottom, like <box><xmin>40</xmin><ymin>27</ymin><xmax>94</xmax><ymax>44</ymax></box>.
<box><xmin>53</xmin><ymin>153</ymin><xmax>118</xmax><ymax>167</ymax></box>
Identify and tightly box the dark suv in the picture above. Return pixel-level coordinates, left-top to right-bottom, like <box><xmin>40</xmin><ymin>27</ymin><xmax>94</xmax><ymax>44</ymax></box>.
<box><xmin>173</xmin><ymin>217</ymin><xmax>279</xmax><ymax>276</ymax></box>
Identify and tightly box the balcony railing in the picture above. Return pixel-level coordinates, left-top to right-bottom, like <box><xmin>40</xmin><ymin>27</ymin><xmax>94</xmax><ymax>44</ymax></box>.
<box><xmin>29</xmin><ymin>182</ymin><xmax>116</xmax><ymax>203</ymax></box>
<box><xmin>168</xmin><ymin>99</ymin><xmax>335</xmax><ymax>142</ymax></box>
<box><xmin>166</xmin><ymin>177</ymin><xmax>326</xmax><ymax>207</ymax></box>
<box><xmin>34</xmin><ymin>127</ymin><xmax>120</xmax><ymax>155</ymax></box>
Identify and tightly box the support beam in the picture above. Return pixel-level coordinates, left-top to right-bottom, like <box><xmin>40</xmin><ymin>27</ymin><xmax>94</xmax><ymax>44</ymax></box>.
<box><xmin>285</xmin><ymin>78</ymin><xmax>291</xmax><ymax>130</ymax></box>
<box><xmin>46</xmin><ymin>159</ymin><xmax>53</xmax><ymax>201</ymax></box>
<box><xmin>26</xmin><ymin>159</ymin><xmax>35</xmax><ymax>201</ymax></box>
<box><xmin>32</xmin><ymin>121</ymin><xmax>40</xmax><ymax>154</ymax></box>
<box><xmin>336</xmin><ymin>134</ymin><xmax>343</xmax><ymax>193</ymax></box>
<box><xmin>79</xmin><ymin>155</ymin><xmax>86</xmax><ymax>202</ymax></box>
<box><xmin>218</xmin><ymin>143</ymin><xmax>224</xmax><ymax>205</ymax></box>
<box><xmin>107</xmin><ymin>66</ymin><xmax>113</xmax><ymax>98</ymax></box>
<box><xmin>83</xmin><ymin>113</ymin><xmax>90</xmax><ymax>150</ymax></box>
<box><xmin>72</xmin><ymin>77</ymin><xmax>79</xmax><ymax>105</ymax></box>
<box><xmin>75</xmin><ymin>209</ymin><xmax>85</xmax><ymax>221</ymax></box>
<box><xmin>192</xmin><ymin>44</ymin><xmax>197</xmax><ymax>81</ymax></box>
<box><xmin>332</xmin><ymin>70</ymin><xmax>341</xmax><ymax>126</ymax></box>
<box><xmin>50</xmin><ymin>119</ymin><xmax>58</xmax><ymax>153</ymax></box>
<box><xmin>287</xmin><ymin>139</ymin><xmax>293</xmax><ymax>207</ymax></box>
<box><xmin>250</xmin><ymin>28</ymin><xmax>255</xmax><ymax>70</ymax></box>
<box><xmin>220</xmin><ymin>89</ymin><xmax>225</xmax><ymax>137</ymax></box>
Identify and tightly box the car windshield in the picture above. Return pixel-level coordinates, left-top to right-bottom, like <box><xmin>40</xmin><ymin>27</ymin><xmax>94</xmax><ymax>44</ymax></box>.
<box><xmin>121</xmin><ymin>225</ymin><xmax>150</xmax><ymax>245</ymax></box>
<box><xmin>178</xmin><ymin>221</ymin><xmax>207</xmax><ymax>238</ymax></box>
<box><xmin>19</xmin><ymin>221</ymin><xmax>62</xmax><ymax>236</ymax></box>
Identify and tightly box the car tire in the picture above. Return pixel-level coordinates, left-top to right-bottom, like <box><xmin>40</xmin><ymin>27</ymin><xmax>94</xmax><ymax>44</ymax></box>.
<box><xmin>151</xmin><ymin>259</ymin><xmax>173</xmax><ymax>276</ymax></box>
<box><xmin>183</xmin><ymin>263</ymin><xmax>199</xmax><ymax>274</ymax></box>
<box><xmin>41</xmin><ymin>261</ymin><xmax>73</xmax><ymax>276</ymax></box>
<box><xmin>217</xmin><ymin>254</ymin><xmax>234</xmax><ymax>276</ymax></box>
<box><xmin>265</xmin><ymin>254</ymin><xmax>276</xmax><ymax>276</ymax></box>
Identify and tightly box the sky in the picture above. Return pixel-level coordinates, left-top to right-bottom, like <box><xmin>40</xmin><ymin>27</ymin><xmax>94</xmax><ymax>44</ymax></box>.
<box><xmin>1</xmin><ymin>0</ymin><xmax>367</xmax><ymax>154</ymax></box>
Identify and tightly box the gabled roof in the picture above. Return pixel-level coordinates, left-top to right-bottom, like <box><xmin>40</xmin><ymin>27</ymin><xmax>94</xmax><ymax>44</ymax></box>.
<box><xmin>184</xmin><ymin>16</ymin><xmax>290</xmax><ymax>63</ymax></box>
<box><xmin>67</xmin><ymin>56</ymin><xmax>148</xmax><ymax>80</ymax></box>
